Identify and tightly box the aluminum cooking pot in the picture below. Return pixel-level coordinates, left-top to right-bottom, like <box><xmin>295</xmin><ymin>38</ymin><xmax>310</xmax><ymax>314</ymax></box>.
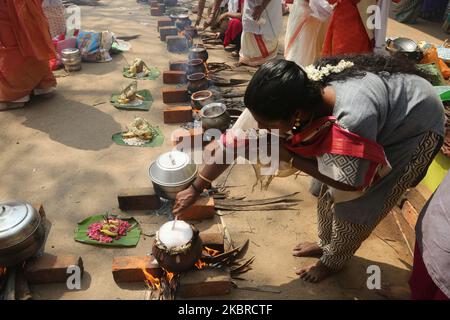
<box><xmin>149</xmin><ymin>151</ymin><xmax>198</xmax><ymax>200</ymax></box>
<box><xmin>0</xmin><ymin>201</ymin><xmax>45</xmax><ymax>266</ymax></box>
<box><xmin>200</xmin><ymin>102</ymin><xmax>231</xmax><ymax>132</ymax></box>
<box><xmin>386</xmin><ymin>37</ymin><xmax>423</xmax><ymax>62</ymax></box>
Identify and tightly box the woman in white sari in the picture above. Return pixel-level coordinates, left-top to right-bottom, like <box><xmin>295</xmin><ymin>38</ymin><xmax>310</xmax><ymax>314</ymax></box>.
<box><xmin>284</xmin><ymin>0</ymin><xmax>332</xmax><ymax>67</ymax></box>
<box><xmin>239</xmin><ymin>0</ymin><xmax>283</xmax><ymax>66</ymax></box>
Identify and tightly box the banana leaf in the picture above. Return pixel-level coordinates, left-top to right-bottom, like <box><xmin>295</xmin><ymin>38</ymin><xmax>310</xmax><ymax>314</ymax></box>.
<box><xmin>122</xmin><ymin>67</ymin><xmax>160</xmax><ymax>80</ymax></box>
<box><xmin>110</xmin><ymin>89</ymin><xmax>153</xmax><ymax>111</ymax></box>
<box><xmin>112</xmin><ymin>127</ymin><xmax>164</xmax><ymax>148</ymax></box>
<box><xmin>74</xmin><ymin>215</ymin><xmax>141</xmax><ymax>247</ymax></box>
<box><xmin>434</xmin><ymin>86</ymin><xmax>450</xmax><ymax>102</ymax></box>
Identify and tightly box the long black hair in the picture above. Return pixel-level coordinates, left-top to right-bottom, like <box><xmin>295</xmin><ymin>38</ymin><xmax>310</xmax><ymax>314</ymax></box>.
<box><xmin>244</xmin><ymin>54</ymin><xmax>433</xmax><ymax>121</ymax></box>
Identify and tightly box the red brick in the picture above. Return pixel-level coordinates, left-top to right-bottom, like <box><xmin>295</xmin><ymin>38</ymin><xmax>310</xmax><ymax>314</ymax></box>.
<box><xmin>117</xmin><ymin>187</ymin><xmax>162</xmax><ymax>211</ymax></box>
<box><xmin>171</xmin><ymin>127</ymin><xmax>204</xmax><ymax>148</ymax></box>
<box><xmin>404</xmin><ymin>184</ymin><xmax>432</xmax><ymax>213</ymax></box>
<box><xmin>169</xmin><ymin>60</ymin><xmax>188</xmax><ymax>72</ymax></box>
<box><xmin>199</xmin><ymin>224</ymin><xmax>224</xmax><ymax>252</ymax></box>
<box><xmin>157</xmin><ymin>18</ymin><xmax>174</xmax><ymax>31</ymax></box>
<box><xmin>391</xmin><ymin>207</ymin><xmax>415</xmax><ymax>255</ymax></box>
<box><xmin>149</xmin><ymin>1</ymin><xmax>158</xmax><ymax>7</ymax></box>
<box><xmin>160</xmin><ymin>26</ymin><xmax>178</xmax><ymax>41</ymax></box>
<box><xmin>150</xmin><ymin>8</ymin><xmax>163</xmax><ymax>16</ymax></box>
<box><xmin>166</xmin><ymin>35</ymin><xmax>188</xmax><ymax>52</ymax></box>
<box><xmin>179</xmin><ymin>196</ymin><xmax>215</xmax><ymax>221</ymax></box>
<box><xmin>402</xmin><ymin>200</ymin><xmax>419</xmax><ymax>230</ymax></box>
<box><xmin>158</xmin><ymin>3</ymin><xmax>166</xmax><ymax>12</ymax></box>
<box><xmin>112</xmin><ymin>256</ymin><xmax>162</xmax><ymax>283</ymax></box>
<box><xmin>177</xmin><ymin>268</ymin><xmax>231</xmax><ymax>298</ymax></box>
<box><xmin>161</xmin><ymin>86</ymin><xmax>189</xmax><ymax>104</ymax></box>
<box><xmin>24</xmin><ymin>254</ymin><xmax>84</xmax><ymax>284</ymax></box>
<box><xmin>163</xmin><ymin>106</ymin><xmax>192</xmax><ymax>124</ymax></box>
<box><xmin>163</xmin><ymin>70</ymin><xmax>187</xmax><ymax>84</ymax></box>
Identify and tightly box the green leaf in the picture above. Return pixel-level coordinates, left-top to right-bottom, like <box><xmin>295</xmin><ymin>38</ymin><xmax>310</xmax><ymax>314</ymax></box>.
<box><xmin>74</xmin><ymin>214</ymin><xmax>141</xmax><ymax>247</ymax></box>
<box><xmin>110</xmin><ymin>89</ymin><xmax>153</xmax><ymax>111</ymax></box>
<box><xmin>112</xmin><ymin>126</ymin><xmax>164</xmax><ymax>148</ymax></box>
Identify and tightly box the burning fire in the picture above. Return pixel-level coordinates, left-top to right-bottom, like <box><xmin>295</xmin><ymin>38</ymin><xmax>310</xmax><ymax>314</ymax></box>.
<box><xmin>142</xmin><ymin>267</ymin><xmax>161</xmax><ymax>290</ymax></box>
<box><xmin>203</xmin><ymin>246</ymin><xmax>221</xmax><ymax>257</ymax></box>
<box><xmin>194</xmin><ymin>260</ymin><xmax>207</xmax><ymax>270</ymax></box>
<box><xmin>195</xmin><ymin>246</ymin><xmax>222</xmax><ymax>270</ymax></box>
<box><xmin>0</xmin><ymin>267</ymin><xmax>6</xmax><ymax>277</ymax></box>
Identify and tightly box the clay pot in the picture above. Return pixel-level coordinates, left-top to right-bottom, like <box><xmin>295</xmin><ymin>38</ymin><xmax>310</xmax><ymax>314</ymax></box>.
<box><xmin>191</xmin><ymin>90</ymin><xmax>214</xmax><ymax>110</ymax></box>
<box><xmin>188</xmin><ymin>45</ymin><xmax>208</xmax><ymax>63</ymax></box>
<box><xmin>152</xmin><ymin>224</ymin><xmax>203</xmax><ymax>273</ymax></box>
<box><xmin>184</xmin><ymin>26</ymin><xmax>198</xmax><ymax>39</ymax></box>
<box><xmin>187</xmin><ymin>72</ymin><xmax>209</xmax><ymax>94</ymax></box>
<box><xmin>187</xmin><ymin>59</ymin><xmax>207</xmax><ymax>76</ymax></box>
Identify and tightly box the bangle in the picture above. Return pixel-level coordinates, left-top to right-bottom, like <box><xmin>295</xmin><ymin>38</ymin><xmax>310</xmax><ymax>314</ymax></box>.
<box><xmin>191</xmin><ymin>183</ymin><xmax>202</xmax><ymax>194</ymax></box>
<box><xmin>198</xmin><ymin>173</ymin><xmax>213</xmax><ymax>184</ymax></box>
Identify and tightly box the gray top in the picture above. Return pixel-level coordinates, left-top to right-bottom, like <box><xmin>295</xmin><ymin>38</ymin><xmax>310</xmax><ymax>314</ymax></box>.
<box><xmin>416</xmin><ymin>172</ymin><xmax>450</xmax><ymax>298</ymax></box>
<box><xmin>318</xmin><ymin>72</ymin><xmax>445</xmax><ymax>225</ymax></box>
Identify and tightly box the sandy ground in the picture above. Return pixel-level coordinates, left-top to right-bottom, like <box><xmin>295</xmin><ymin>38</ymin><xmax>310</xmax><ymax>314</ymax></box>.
<box><xmin>1</xmin><ymin>0</ymin><xmax>444</xmax><ymax>299</ymax></box>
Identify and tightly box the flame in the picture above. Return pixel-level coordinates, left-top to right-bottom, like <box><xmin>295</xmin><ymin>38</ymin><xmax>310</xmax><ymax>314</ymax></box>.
<box><xmin>203</xmin><ymin>246</ymin><xmax>221</xmax><ymax>257</ymax></box>
<box><xmin>0</xmin><ymin>267</ymin><xmax>6</xmax><ymax>277</ymax></box>
<box><xmin>142</xmin><ymin>267</ymin><xmax>161</xmax><ymax>290</ymax></box>
<box><xmin>165</xmin><ymin>270</ymin><xmax>175</xmax><ymax>284</ymax></box>
<box><xmin>195</xmin><ymin>259</ymin><xmax>207</xmax><ymax>270</ymax></box>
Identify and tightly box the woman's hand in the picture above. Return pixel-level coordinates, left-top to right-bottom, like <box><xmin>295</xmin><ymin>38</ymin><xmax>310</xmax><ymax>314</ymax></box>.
<box><xmin>173</xmin><ymin>185</ymin><xmax>201</xmax><ymax>217</ymax></box>
<box><xmin>218</xmin><ymin>13</ymin><xmax>229</xmax><ymax>23</ymax></box>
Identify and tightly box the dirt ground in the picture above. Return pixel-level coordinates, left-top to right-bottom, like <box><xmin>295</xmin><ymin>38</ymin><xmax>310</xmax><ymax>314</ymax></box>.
<box><xmin>0</xmin><ymin>0</ymin><xmax>445</xmax><ymax>300</ymax></box>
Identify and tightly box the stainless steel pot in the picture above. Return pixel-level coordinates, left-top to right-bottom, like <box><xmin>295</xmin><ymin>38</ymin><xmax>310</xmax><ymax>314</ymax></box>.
<box><xmin>61</xmin><ymin>48</ymin><xmax>82</xmax><ymax>72</ymax></box>
<box><xmin>0</xmin><ymin>202</ymin><xmax>45</xmax><ymax>266</ymax></box>
<box><xmin>188</xmin><ymin>45</ymin><xmax>208</xmax><ymax>63</ymax></box>
<box><xmin>149</xmin><ymin>151</ymin><xmax>198</xmax><ymax>200</ymax></box>
<box><xmin>200</xmin><ymin>103</ymin><xmax>231</xmax><ymax>132</ymax></box>
<box><xmin>386</xmin><ymin>37</ymin><xmax>423</xmax><ymax>62</ymax></box>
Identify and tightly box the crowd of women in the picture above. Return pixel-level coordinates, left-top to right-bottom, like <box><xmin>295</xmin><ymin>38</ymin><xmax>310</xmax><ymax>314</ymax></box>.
<box><xmin>196</xmin><ymin>0</ymin><xmax>450</xmax><ymax>67</ymax></box>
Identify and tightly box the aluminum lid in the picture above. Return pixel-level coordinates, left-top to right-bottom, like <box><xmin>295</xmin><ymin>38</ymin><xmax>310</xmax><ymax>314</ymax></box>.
<box><xmin>0</xmin><ymin>201</ymin><xmax>40</xmax><ymax>249</ymax></box>
<box><xmin>149</xmin><ymin>151</ymin><xmax>197</xmax><ymax>186</ymax></box>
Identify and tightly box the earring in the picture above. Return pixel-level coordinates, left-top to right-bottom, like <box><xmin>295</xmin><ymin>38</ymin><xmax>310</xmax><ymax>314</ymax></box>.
<box><xmin>294</xmin><ymin>117</ymin><xmax>301</xmax><ymax>127</ymax></box>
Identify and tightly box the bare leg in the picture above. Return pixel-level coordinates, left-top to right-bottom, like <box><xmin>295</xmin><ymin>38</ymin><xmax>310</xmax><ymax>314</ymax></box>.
<box><xmin>295</xmin><ymin>260</ymin><xmax>335</xmax><ymax>283</ymax></box>
<box><xmin>292</xmin><ymin>242</ymin><xmax>323</xmax><ymax>257</ymax></box>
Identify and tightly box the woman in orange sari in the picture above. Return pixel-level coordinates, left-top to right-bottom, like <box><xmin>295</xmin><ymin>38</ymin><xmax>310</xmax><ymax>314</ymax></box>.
<box><xmin>0</xmin><ymin>0</ymin><xmax>57</xmax><ymax>111</ymax></box>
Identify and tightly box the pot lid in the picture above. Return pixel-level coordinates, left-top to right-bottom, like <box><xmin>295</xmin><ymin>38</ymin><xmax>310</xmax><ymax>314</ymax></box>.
<box><xmin>0</xmin><ymin>201</ymin><xmax>41</xmax><ymax>249</ymax></box>
<box><xmin>200</xmin><ymin>103</ymin><xmax>227</xmax><ymax>118</ymax></box>
<box><xmin>158</xmin><ymin>220</ymin><xmax>193</xmax><ymax>249</ymax></box>
<box><xmin>389</xmin><ymin>37</ymin><xmax>418</xmax><ymax>53</ymax></box>
<box><xmin>149</xmin><ymin>151</ymin><xmax>197</xmax><ymax>186</ymax></box>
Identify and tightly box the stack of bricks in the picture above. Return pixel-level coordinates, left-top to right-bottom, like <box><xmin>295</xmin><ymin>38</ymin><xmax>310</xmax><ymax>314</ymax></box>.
<box><xmin>161</xmin><ymin>60</ymin><xmax>192</xmax><ymax>123</ymax></box>
<box><xmin>150</xmin><ymin>2</ymin><xmax>165</xmax><ymax>16</ymax></box>
<box><xmin>390</xmin><ymin>184</ymin><xmax>432</xmax><ymax>255</ymax></box>
<box><xmin>157</xmin><ymin>17</ymin><xmax>174</xmax><ymax>31</ymax></box>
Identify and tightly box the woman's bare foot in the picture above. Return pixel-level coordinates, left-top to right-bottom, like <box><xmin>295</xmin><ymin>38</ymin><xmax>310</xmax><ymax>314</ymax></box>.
<box><xmin>296</xmin><ymin>261</ymin><xmax>334</xmax><ymax>283</ymax></box>
<box><xmin>231</xmin><ymin>50</ymin><xmax>239</xmax><ymax>58</ymax></box>
<box><xmin>292</xmin><ymin>242</ymin><xmax>323</xmax><ymax>257</ymax></box>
